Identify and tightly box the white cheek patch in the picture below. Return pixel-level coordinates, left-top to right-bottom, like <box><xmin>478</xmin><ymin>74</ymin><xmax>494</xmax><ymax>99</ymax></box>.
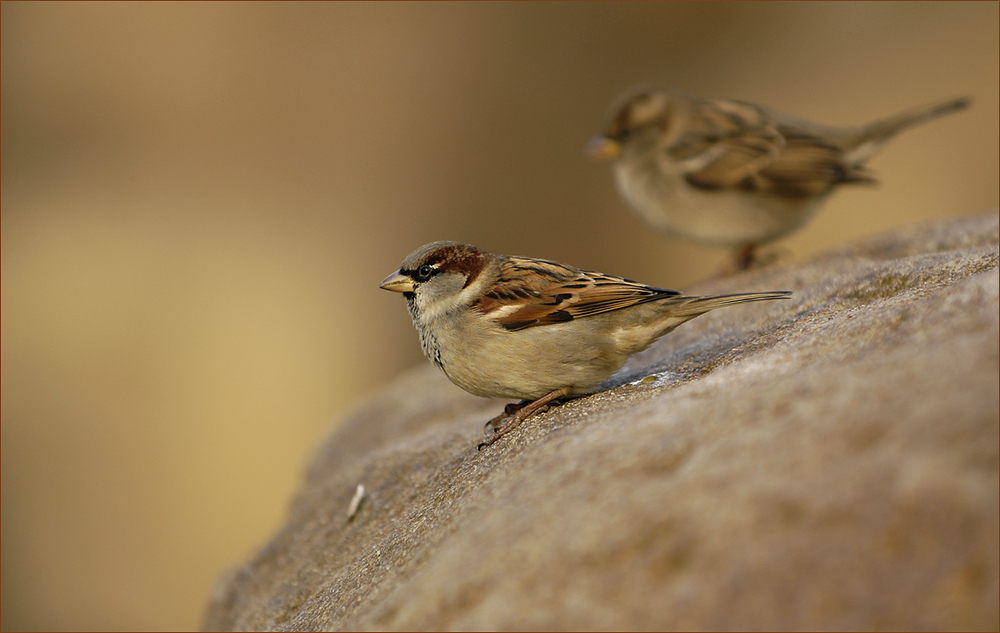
<box><xmin>416</xmin><ymin>276</ymin><xmax>468</xmax><ymax>321</ymax></box>
<box><xmin>415</xmin><ymin>293</ymin><xmax>445</xmax><ymax>321</ymax></box>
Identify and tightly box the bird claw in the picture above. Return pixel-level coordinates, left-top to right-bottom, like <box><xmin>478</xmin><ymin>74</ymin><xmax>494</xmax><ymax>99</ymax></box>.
<box><xmin>482</xmin><ymin>400</ymin><xmax>528</xmax><ymax>432</ymax></box>
<box><xmin>478</xmin><ymin>410</ymin><xmax>523</xmax><ymax>450</ymax></box>
<box><xmin>477</xmin><ymin>391</ymin><xmax>568</xmax><ymax>450</ymax></box>
<box><xmin>483</xmin><ymin>413</ymin><xmax>506</xmax><ymax>433</ymax></box>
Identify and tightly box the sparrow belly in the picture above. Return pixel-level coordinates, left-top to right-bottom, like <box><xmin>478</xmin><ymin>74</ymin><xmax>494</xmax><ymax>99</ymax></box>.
<box><xmin>433</xmin><ymin>319</ymin><xmax>630</xmax><ymax>401</ymax></box>
<box><xmin>614</xmin><ymin>163</ymin><xmax>826</xmax><ymax>247</ymax></box>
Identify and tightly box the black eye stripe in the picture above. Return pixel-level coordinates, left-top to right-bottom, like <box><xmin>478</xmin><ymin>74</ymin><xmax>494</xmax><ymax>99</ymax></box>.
<box><xmin>407</xmin><ymin>263</ymin><xmax>438</xmax><ymax>283</ymax></box>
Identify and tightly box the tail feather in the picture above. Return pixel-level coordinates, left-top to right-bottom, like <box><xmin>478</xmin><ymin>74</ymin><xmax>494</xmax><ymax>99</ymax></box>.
<box><xmin>670</xmin><ymin>291</ymin><xmax>791</xmax><ymax>318</ymax></box>
<box><xmin>844</xmin><ymin>96</ymin><xmax>971</xmax><ymax>164</ymax></box>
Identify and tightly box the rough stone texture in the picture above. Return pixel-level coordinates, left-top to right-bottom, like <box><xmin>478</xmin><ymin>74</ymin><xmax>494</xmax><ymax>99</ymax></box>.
<box><xmin>204</xmin><ymin>211</ymin><xmax>999</xmax><ymax>631</ymax></box>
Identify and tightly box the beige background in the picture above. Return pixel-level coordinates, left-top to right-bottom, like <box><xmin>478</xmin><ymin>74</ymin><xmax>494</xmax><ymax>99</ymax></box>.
<box><xmin>2</xmin><ymin>3</ymin><xmax>997</xmax><ymax>630</ymax></box>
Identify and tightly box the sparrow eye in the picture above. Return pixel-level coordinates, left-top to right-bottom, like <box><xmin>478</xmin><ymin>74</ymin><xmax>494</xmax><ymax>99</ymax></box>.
<box><xmin>415</xmin><ymin>264</ymin><xmax>435</xmax><ymax>282</ymax></box>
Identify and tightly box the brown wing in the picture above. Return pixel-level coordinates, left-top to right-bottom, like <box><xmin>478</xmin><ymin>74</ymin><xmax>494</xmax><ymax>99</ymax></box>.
<box><xmin>473</xmin><ymin>257</ymin><xmax>680</xmax><ymax>332</ymax></box>
<box><xmin>673</xmin><ymin>98</ymin><xmax>873</xmax><ymax>197</ymax></box>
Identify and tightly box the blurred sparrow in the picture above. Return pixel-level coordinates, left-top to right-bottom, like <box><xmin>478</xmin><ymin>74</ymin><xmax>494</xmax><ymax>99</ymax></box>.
<box><xmin>588</xmin><ymin>86</ymin><xmax>971</xmax><ymax>270</ymax></box>
<box><xmin>380</xmin><ymin>241</ymin><xmax>790</xmax><ymax>448</ymax></box>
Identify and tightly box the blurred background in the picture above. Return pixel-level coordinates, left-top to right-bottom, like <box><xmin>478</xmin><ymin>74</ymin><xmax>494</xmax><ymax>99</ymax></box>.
<box><xmin>2</xmin><ymin>2</ymin><xmax>997</xmax><ymax>630</ymax></box>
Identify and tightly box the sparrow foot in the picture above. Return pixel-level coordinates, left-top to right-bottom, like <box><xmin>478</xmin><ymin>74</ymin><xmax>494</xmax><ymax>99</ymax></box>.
<box><xmin>717</xmin><ymin>244</ymin><xmax>787</xmax><ymax>276</ymax></box>
<box><xmin>483</xmin><ymin>401</ymin><xmax>529</xmax><ymax>432</ymax></box>
<box><xmin>478</xmin><ymin>388</ymin><xmax>570</xmax><ymax>450</ymax></box>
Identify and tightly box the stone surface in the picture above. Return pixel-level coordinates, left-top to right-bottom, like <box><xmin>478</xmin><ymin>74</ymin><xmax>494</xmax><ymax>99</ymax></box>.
<box><xmin>204</xmin><ymin>211</ymin><xmax>999</xmax><ymax>631</ymax></box>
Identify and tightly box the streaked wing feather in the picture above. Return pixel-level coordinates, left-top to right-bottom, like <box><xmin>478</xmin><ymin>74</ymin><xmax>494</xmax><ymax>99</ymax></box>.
<box><xmin>474</xmin><ymin>257</ymin><xmax>679</xmax><ymax>331</ymax></box>
<box><xmin>678</xmin><ymin>130</ymin><xmax>783</xmax><ymax>188</ymax></box>
<box><xmin>754</xmin><ymin>137</ymin><xmax>874</xmax><ymax>195</ymax></box>
<box><xmin>672</xmin><ymin>98</ymin><xmax>864</xmax><ymax>196</ymax></box>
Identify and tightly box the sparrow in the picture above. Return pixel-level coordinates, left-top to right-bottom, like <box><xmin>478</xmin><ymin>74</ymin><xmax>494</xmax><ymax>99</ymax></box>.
<box><xmin>379</xmin><ymin>241</ymin><xmax>790</xmax><ymax>448</ymax></box>
<box><xmin>587</xmin><ymin>86</ymin><xmax>971</xmax><ymax>270</ymax></box>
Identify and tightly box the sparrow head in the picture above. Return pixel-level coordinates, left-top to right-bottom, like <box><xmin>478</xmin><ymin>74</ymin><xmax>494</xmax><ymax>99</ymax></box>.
<box><xmin>380</xmin><ymin>241</ymin><xmax>493</xmax><ymax>319</ymax></box>
<box><xmin>587</xmin><ymin>85</ymin><xmax>676</xmax><ymax>160</ymax></box>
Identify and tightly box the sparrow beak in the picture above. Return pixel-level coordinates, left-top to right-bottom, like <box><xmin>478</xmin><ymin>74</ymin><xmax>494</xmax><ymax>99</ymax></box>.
<box><xmin>379</xmin><ymin>270</ymin><xmax>415</xmax><ymax>293</ymax></box>
<box><xmin>585</xmin><ymin>135</ymin><xmax>620</xmax><ymax>160</ymax></box>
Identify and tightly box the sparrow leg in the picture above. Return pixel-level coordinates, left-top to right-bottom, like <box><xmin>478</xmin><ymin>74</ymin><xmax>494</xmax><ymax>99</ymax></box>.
<box><xmin>478</xmin><ymin>387</ymin><xmax>570</xmax><ymax>449</ymax></box>
<box><xmin>735</xmin><ymin>243</ymin><xmax>758</xmax><ymax>271</ymax></box>
<box><xmin>716</xmin><ymin>243</ymin><xmax>760</xmax><ymax>276</ymax></box>
<box><xmin>483</xmin><ymin>401</ymin><xmax>528</xmax><ymax>432</ymax></box>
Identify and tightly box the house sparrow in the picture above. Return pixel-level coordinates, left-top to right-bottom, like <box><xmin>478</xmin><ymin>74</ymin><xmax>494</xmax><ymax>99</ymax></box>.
<box><xmin>588</xmin><ymin>86</ymin><xmax>971</xmax><ymax>270</ymax></box>
<box><xmin>380</xmin><ymin>241</ymin><xmax>790</xmax><ymax>448</ymax></box>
